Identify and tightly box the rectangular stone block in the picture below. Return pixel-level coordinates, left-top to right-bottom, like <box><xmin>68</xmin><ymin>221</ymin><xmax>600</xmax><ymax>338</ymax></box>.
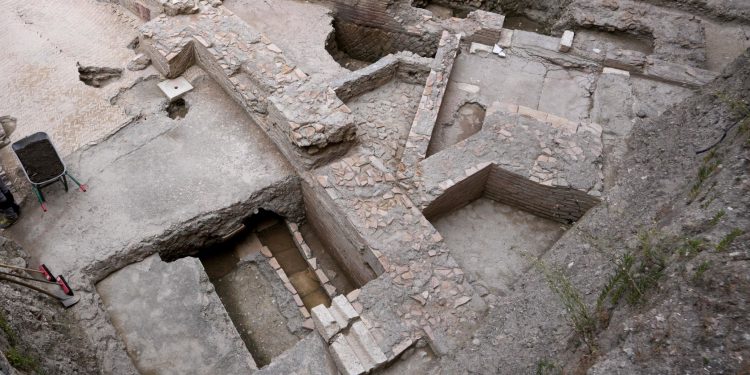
<box><xmin>559</xmin><ymin>30</ymin><xmax>574</xmax><ymax>52</ymax></box>
<box><xmin>603</xmin><ymin>67</ymin><xmax>630</xmax><ymax>76</ymax></box>
<box><xmin>157</xmin><ymin>76</ymin><xmax>193</xmax><ymax>101</ymax></box>
<box><xmin>345</xmin><ymin>321</ymin><xmax>387</xmax><ymax>371</ymax></box>
<box><xmin>469</xmin><ymin>42</ymin><xmax>493</xmax><ymax>55</ymax></box>
<box><xmin>330</xmin><ymin>334</ymin><xmax>366</xmax><ymax>375</ymax></box>
<box><xmin>330</xmin><ymin>295</ymin><xmax>359</xmax><ymax>330</ymax></box>
<box><xmin>311</xmin><ymin>304</ymin><xmax>341</xmax><ymax>342</ymax></box>
<box><xmin>497</xmin><ymin>28</ymin><xmax>513</xmax><ymax>48</ymax></box>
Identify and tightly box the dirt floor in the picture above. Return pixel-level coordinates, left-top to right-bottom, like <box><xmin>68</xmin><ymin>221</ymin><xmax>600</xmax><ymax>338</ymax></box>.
<box><xmin>427</xmin><ymin>102</ymin><xmax>485</xmax><ymax>156</ymax></box>
<box><xmin>209</xmin><ymin>260</ymin><xmax>302</xmax><ymax>368</ymax></box>
<box><xmin>432</xmin><ymin>198</ymin><xmax>565</xmax><ymax>294</ymax></box>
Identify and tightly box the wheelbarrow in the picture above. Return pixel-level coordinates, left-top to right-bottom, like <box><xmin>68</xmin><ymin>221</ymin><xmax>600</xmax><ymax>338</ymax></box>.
<box><xmin>12</xmin><ymin>132</ymin><xmax>87</xmax><ymax>212</ymax></box>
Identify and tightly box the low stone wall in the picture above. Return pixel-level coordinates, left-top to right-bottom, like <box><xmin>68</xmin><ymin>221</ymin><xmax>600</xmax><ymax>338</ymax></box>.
<box><xmin>302</xmin><ymin>179</ymin><xmax>379</xmax><ymax>287</ymax></box>
<box><xmin>331</xmin><ymin>20</ymin><xmax>440</xmax><ymax>63</ymax></box>
<box><xmin>333</xmin><ymin>53</ymin><xmax>431</xmax><ymax>102</ymax></box>
<box><xmin>402</xmin><ymin>31</ymin><xmax>461</xmax><ymax>165</ymax></box>
<box><xmin>422</xmin><ymin>162</ymin><xmax>598</xmax><ymax>224</ymax></box>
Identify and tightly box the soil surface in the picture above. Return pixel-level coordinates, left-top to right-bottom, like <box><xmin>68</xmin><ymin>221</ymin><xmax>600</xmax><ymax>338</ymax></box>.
<box><xmin>14</xmin><ymin>139</ymin><xmax>65</xmax><ymax>183</ymax></box>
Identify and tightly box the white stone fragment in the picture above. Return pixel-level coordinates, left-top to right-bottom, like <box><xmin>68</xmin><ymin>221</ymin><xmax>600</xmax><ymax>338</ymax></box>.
<box><xmin>157</xmin><ymin>76</ymin><xmax>193</xmax><ymax>102</ymax></box>
<box><xmin>311</xmin><ymin>304</ymin><xmax>340</xmax><ymax>342</ymax></box>
<box><xmin>344</xmin><ymin>321</ymin><xmax>387</xmax><ymax>371</ymax></box>
<box><xmin>469</xmin><ymin>42</ymin><xmax>493</xmax><ymax>55</ymax></box>
<box><xmin>497</xmin><ymin>28</ymin><xmax>513</xmax><ymax>48</ymax></box>
<box><xmin>603</xmin><ymin>67</ymin><xmax>631</xmax><ymax>76</ymax></box>
<box><xmin>559</xmin><ymin>30</ymin><xmax>574</xmax><ymax>52</ymax></box>
<box><xmin>493</xmin><ymin>44</ymin><xmax>506</xmax><ymax>58</ymax></box>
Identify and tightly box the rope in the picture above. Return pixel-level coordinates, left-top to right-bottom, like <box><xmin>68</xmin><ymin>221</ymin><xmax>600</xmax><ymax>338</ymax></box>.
<box><xmin>0</xmin><ymin>275</ymin><xmax>60</xmax><ymax>300</ymax></box>
<box><xmin>0</xmin><ymin>262</ymin><xmax>44</xmax><ymax>274</ymax></box>
<box><xmin>0</xmin><ymin>270</ymin><xmax>56</xmax><ymax>284</ymax></box>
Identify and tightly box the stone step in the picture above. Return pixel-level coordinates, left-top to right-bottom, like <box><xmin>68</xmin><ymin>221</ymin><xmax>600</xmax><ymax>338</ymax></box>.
<box><xmin>343</xmin><ymin>321</ymin><xmax>387</xmax><ymax>371</ymax></box>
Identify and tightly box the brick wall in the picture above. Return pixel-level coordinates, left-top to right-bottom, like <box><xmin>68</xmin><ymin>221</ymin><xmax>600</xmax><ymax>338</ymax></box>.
<box><xmin>484</xmin><ymin>164</ymin><xmax>599</xmax><ymax>223</ymax></box>
<box><xmin>331</xmin><ymin>21</ymin><xmax>439</xmax><ymax>63</ymax></box>
<box><xmin>423</xmin><ymin>163</ymin><xmax>600</xmax><ymax>223</ymax></box>
<box><xmin>423</xmin><ymin>165</ymin><xmax>491</xmax><ymax>220</ymax></box>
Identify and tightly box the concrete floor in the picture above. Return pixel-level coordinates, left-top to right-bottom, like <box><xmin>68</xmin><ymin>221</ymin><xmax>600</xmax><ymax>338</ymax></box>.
<box><xmin>7</xmin><ymin>70</ymin><xmax>294</xmax><ymax>276</ymax></box>
<box><xmin>446</xmin><ymin>51</ymin><xmax>595</xmax><ymax>122</ymax></box>
<box><xmin>97</xmin><ymin>254</ymin><xmax>256</xmax><ymax>375</ymax></box>
<box><xmin>223</xmin><ymin>0</ymin><xmax>347</xmax><ymax>79</ymax></box>
<box><xmin>0</xmin><ymin>0</ymin><xmax>148</xmax><ymax>157</ymax></box>
<box><xmin>432</xmin><ymin>198</ymin><xmax>565</xmax><ymax>294</ymax></box>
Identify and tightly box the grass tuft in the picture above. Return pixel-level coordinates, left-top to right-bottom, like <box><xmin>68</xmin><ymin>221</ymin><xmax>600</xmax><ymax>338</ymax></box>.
<box><xmin>716</xmin><ymin>229</ymin><xmax>744</xmax><ymax>252</ymax></box>
<box><xmin>597</xmin><ymin>231</ymin><xmax>668</xmax><ymax>309</ymax></box>
<box><xmin>536</xmin><ymin>359</ymin><xmax>561</xmax><ymax>375</ymax></box>
<box><xmin>708</xmin><ymin>210</ymin><xmax>725</xmax><ymax>227</ymax></box>
<box><xmin>536</xmin><ymin>260</ymin><xmax>598</xmax><ymax>353</ymax></box>
<box><xmin>5</xmin><ymin>347</ymin><xmax>39</xmax><ymax>372</ymax></box>
<box><xmin>693</xmin><ymin>261</ymin><xmax>711</xmax><ymax>282</ymax></box>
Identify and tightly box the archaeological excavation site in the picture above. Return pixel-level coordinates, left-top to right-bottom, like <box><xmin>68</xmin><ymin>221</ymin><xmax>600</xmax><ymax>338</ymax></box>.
<box><xmin>1</xmin><ymin>0</ymin><xmax>749</xmax><ymax>374</ymax></box>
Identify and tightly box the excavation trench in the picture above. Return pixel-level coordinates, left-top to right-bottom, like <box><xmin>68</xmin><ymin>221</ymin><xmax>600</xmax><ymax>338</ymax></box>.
<box><xmin>195</xmin><ymin>208</ymin><xmax>363</xmax><ymax>367</ymax></box>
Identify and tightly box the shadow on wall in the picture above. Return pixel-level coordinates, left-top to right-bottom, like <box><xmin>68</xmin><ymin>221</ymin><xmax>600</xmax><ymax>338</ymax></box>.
<box><xmin>423</xmin><ymin>164</ymin><xmax>600</xmax><ymax>224</ymax></box>
<box><xmin>325</xmin><ymin>19</ymin><xmax>439</xmax><ymax>71</ymax></box>
<box><xmin>412</xmin><ymin>0</ymin><xmax>481</xmax><ymax>19</ymax></box>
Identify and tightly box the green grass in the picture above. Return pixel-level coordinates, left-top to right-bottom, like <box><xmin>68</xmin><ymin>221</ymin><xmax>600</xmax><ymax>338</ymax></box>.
<box><xmin>536</xmin><ymin>359</ymin><xmax>561</xmax><ymax>375</ymax></box>
<box><xmin>0</xmin><ymin>311</ymin><xmax>17</xmax><ymax>346</ymax></box>
<box><xmin>0</xmin><ymin>310</ymin><xmax>41</xmax><ymax>374</ymax></box>
<box><xmin>689</xmin><ymin>150</ymin><xmax>720</xmax><ymax>201</ymax></box>
<box><xmin>597</xmin><ymin>231</ymin><xmax>669</xmax><ymax>311</ymax></box>
<box><xmin>5</xmin><ymin>347</ymin><xmax>38</xmax><ymax>372</ymax></box>
<box><xmin>708</xmin><ymin>210</ymin><xmax>725</xmax><ymax>227</ymax></box>
<box><xmin>680</xmin><ymin>237</ymin><xmax>708</xmax><ymax>258</ymax></box>
<box><xmin>536</xmin><ymin>260</ymin><xmax>598</xmax><ymax>353</ymax></box>
<box><xmin>693</xmin><ymin>261</ymin><xmax>711</xmax><ymax>282</ymax></box>
<box><xmin>716</xmin><ymin>229</ymin><xmax>744</xmax><ymax>252</ymax></box>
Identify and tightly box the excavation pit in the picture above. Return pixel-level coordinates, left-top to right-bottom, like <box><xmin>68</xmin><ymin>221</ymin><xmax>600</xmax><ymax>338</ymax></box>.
<box><xmin>427</xmin><ymin>101</ymin><xmax>486</xmax><ymax>156</ymax></box>
<box><xmin>325</xmin><ymin>19</ymin><xmax>439</xmax><ymax>71</ymax></box>
<box><xmin>165</xmin><ymin>98</ymin><xmax>189</xmax><ymax>120</ymax></box>
<box><xmin>197</xmin><ymin>231</ymin><xmax>305</xmax><ymax>368</ymax></box>
<box><xmin>431</xmin><ymin>197</ymin><xmax>565</xmax><ymax>294</ymax></box>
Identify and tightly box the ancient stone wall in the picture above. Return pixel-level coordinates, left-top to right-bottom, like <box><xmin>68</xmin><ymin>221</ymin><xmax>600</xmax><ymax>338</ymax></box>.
<box><xmin>422</xmin><ymin>163</ymin><xmax>599</xmax><ymax>223</ymax></box>
<box><xmin>422</xmin><ymin>164</ymin><xmax>491</xmax><ymax>219</ymax></box>
<box><xmin>301</xmin><ymin>179</ymin><xmax>379</xmax><ymax>287</ymax></box>
<box><xmin>330</xmin><ymin>21</ymin><xmax>440</xmax><ymax>63</ymax></box>
<box><xmin>332</xmin><ymin>53</ymin><xmax>431</xmax><ymax>101</ymax></box>
<box><xmin>484</xmin><ymin>164</ymin><xmax>600</xmax><ymax>223</ymax></box>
